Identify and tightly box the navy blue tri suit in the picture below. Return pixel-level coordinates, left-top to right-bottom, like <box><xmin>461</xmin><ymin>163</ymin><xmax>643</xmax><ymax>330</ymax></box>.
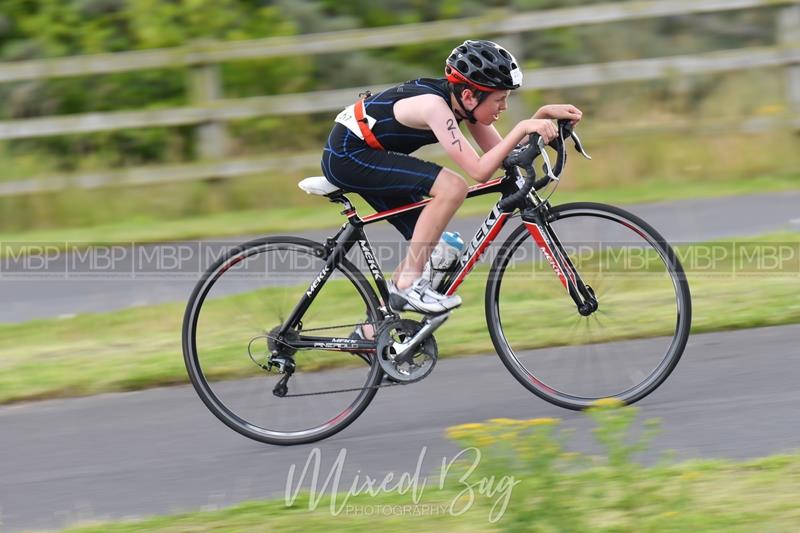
<box><xmin>321</xmin><ymin>78</ymin><xmax>460</xmax><ymax>240</ymax></box>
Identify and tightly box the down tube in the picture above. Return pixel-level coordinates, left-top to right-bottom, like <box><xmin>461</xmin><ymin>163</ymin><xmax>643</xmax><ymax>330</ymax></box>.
<box><xmin>445</xmin><ymin>206</ymin><xmax>509</xmax><ymax>296</ymax></box>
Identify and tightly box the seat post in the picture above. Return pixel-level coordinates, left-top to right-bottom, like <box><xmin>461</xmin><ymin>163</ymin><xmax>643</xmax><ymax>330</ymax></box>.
<box><xmin>328</xmin><ymin>192</ymin><xmax>357</xmax><ymax>217</ymax></box>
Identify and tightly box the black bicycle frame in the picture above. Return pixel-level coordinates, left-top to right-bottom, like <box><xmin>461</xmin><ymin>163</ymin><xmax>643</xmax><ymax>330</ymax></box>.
<box><xmin>276</xmin><ymin>222</ymin><xmax>378</xmax><ymax>353</ymax></box>
<box><xmin>276</xmin><ymin>173</ymin><xmax>595</xmax><ymax>352</ymax></box>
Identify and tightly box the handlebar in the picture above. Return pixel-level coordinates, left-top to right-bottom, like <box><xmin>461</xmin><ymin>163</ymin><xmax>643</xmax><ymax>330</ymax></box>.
<box><xmin>499</xmin><ymin>119</ymin><xmax>591</xmax><ymax>211</ymax></box>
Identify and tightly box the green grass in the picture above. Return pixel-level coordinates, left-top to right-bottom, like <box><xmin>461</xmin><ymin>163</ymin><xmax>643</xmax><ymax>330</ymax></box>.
<box><xmin>0</xmin><ymin>232</ymin><xmax>798</xmax><ymax>405</ymax></box>
<box><xmin>0</xmin><ymin>173</ymin><xmax>798</xmax><ymax>253</ymax></box>
<box><xmin>51</xmin><ymin>411</ymin><xmax>800</xmax><ymax>533</ymax></box>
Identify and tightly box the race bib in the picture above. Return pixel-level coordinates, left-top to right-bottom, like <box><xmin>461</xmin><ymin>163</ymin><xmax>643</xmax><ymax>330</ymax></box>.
<box><xmin>335</xmin><ymin>103</ymin><xmax>377</xmax><ymax>140</ymax></box>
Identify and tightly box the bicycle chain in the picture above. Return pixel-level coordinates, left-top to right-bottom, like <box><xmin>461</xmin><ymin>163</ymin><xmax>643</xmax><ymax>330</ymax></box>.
<box><xmin>294</xmin><ymin>321</ymin><xmax>381</xmax><ymax>334</ymax></box>
<box><xmin>260</xmin><ymin>320</ymin><xmax>433</xmax><ymax>397</ymax></box>
<box><xmin>278</xmin><ymin>363</ymin><xmax>435</xmax><ymax>397</ymax></box>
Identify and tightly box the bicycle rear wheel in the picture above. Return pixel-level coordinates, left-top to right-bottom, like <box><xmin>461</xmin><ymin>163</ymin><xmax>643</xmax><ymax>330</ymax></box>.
<box><xmin>486</xmin><ymin>202</ymin><xmax>691</xmax><ymax>410</ymax></box>
<box><xmin>182</xmin><ymin>236</ymin><xmax>383</xmax><ymax>445</ymax></box>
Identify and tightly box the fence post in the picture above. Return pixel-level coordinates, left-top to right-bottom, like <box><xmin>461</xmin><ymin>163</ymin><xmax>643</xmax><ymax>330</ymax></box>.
<box><xmin>189</xmin><ymin>57</ymin><xmax>229</xmax><ymax>160</ymax></box>
<box><xmin>777</xmin><ymin>3</ymin><xmax>800</xmax><ymax>123</ymax></box>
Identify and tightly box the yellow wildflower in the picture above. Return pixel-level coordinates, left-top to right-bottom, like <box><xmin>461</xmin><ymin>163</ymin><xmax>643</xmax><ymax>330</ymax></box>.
<box><xmin>524</xmin><ymin>417</ymin><xmax>560</xmax><ymax>427</ymax></box>
<box><xmin>593</xmin><ymin>397</ymin><xmax>625</xmax><ymax>408</ymax></box>
<box><xmin>488</xmin><ymin>418</ymin><xmax>524</xmax><ymax>426</ymax></box>
<box><xmin>448</xmin><ymin>422</ymin><xmax>484</xmax><ymax>432</ymax></box>
<box><xmin>475</xmin><ymin>435</ymin><xmax>496</xmax><ymax>447</ymax></box>
<box><xmin>446</xmin><ymin>422</ymin><xmax>486</xmax><ymax>441</ymax></box>
<box><xmin>756</xmin><ymin>103</ymin><xmax>784</xmax><ymax>115</ymax></box>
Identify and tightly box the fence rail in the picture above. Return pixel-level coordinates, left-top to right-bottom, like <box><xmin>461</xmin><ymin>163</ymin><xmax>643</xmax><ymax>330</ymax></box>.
<box><xmin>0</xmin><ymin>0</ymin><xmax>797</xmax><ymax>196</ymax></box>
<box><xmin>2</xmin><ymin>114</ymin><xmax>797</xmax><ymax>198</ymax></box>
<box><xmin>1</xmin><ymin>46</ymin><xmax>797</xmax><ymax>141</ymax></box>
<box><xmin>0</xmin><ymin>0</ymin><xmax>792</xmax><ymax>83</ymax></box>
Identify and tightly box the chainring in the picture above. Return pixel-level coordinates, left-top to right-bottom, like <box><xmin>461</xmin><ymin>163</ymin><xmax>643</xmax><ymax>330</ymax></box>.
<box><xmin>375</xmin><ymin>318</ymin><xmax>437</xmax><ymax>383</ymax></box>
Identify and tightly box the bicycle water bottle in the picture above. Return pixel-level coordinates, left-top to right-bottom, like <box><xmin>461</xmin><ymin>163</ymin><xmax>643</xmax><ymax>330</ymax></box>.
<box><xmin>424</xmin><ymin>231</ymin><xmax>465</xmax><ymax>291</ymax></box>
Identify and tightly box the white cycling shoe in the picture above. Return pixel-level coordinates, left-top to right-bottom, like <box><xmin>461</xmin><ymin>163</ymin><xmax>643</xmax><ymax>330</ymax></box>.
<box><xmin>388</xmin><ymin>278</ymin><xmax>462</xmax><ymax>314</ymax></box>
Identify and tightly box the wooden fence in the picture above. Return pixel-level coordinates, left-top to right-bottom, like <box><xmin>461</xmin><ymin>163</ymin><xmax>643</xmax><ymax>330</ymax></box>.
<box><xmin>0</xmin><ymin>0</ymin><xmax>797</xmax><ymax>196</ymax></box>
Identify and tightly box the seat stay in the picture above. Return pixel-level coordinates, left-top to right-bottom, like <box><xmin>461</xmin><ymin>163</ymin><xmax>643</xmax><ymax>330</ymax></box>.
<box><xmin>278</xmin><ymin>224</ymin><xmax>362</xmax><ymax>335</ymax></box>
<box><xmin>278</xmin><ymin>221</ymin><xmax>397</xmax><ymax>341</ymax></box>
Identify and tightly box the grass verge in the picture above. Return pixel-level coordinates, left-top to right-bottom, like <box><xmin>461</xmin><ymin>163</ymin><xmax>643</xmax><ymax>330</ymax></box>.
<box><xmin>53</xmin><ymin>404</ymin><xmax>800</xmax><ymax>532</ymax></box>
<box><xmin>0</xmin><ymin>232</ymin><xmax>798</xmax><ymax>405</ymax></box>
<box><xmin>0</xmin><ymin>173</ymin><xmax>798</xmax><ymax>252</ymax></box>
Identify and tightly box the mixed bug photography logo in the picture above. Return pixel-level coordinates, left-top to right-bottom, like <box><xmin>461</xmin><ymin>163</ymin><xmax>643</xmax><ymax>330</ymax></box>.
<box><xmin>284</xmin><ymin>446</ymin><xmax>519</xmax><ymax>522</ymax></box>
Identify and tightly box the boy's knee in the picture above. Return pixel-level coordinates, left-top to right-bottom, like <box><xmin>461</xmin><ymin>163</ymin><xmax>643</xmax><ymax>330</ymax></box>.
<box><xmin>433</xmin><ymin>170</ymin><xmax>468</xmax><ymax>201</ymax></box>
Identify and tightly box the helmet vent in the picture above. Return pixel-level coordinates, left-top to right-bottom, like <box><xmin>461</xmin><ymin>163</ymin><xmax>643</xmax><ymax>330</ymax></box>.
<box><xmin>445</xmin><ymin>39</ymin><xmax>522</xmax><ymax>90</ymax></box>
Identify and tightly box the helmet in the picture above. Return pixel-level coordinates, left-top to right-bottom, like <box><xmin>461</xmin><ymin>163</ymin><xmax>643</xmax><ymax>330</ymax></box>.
<box><xmin>445</xmin><ymin>40</ymin><xmax>523</xmax><ymax>91</ymax></box>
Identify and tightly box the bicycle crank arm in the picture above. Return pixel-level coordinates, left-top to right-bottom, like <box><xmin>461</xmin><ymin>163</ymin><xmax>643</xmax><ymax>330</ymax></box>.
<box><xmin>394</xmin><ymin>313</ymin><xmax>449</xmax><ymax>362</ymax></box>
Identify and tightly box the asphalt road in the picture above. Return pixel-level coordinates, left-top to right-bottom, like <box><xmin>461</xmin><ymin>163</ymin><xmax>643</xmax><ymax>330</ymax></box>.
<box><xmin>1</xmin><ymin>191</ymin><xmax>798</xmax><ymax>531</ymax></box>
<box><xmin>1</xmin><ymin>191</ymin><xmax>799</xmax><ymax>323</ymax></box>
<box><xmin>1</xmin><ymin>324</ymin><xmax>799</xmax><ymax>532</ymax></box>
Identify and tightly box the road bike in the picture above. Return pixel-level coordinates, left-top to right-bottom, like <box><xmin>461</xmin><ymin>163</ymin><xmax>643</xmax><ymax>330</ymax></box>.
<box><xmin>182</xmin><ymin>120</ymin><xmax>692</xmax><ymax>445</ymax></box>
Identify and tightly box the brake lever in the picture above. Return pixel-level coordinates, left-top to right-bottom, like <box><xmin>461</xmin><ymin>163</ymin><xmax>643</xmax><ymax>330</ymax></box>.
<box><xmin>570</xmin><ymin>129</ymin><xmax>592</xmax><ymax>160</ymax></box>
<box><xmin>557</xmin><ymin>119</ymin><xmax>592</xmax><ymax>160</ymax></box>
<box><xmin>537</xmin><ymin>136</ymin><xmax>558</xmax><ymax>181</ymax></box>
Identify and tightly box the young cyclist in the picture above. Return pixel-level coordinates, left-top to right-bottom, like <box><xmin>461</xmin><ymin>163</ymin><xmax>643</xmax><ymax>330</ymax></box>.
<box><xmin>321</xmin><ymin>39</ymin><xmax>582</xmax><ymax>315</ymax></box>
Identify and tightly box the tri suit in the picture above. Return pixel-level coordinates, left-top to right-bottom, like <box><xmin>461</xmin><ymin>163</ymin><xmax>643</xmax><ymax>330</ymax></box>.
<box><xmin>321</xmin><ymin>77</ymin><xmax>459</xmax><ymax>240</ymax></box>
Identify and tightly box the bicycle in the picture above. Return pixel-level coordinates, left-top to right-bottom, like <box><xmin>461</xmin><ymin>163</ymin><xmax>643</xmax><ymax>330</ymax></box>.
<box><xmin>182</xmin><ymin>120</ymin><xmax>692</xmax><ymax>445</ymax></box>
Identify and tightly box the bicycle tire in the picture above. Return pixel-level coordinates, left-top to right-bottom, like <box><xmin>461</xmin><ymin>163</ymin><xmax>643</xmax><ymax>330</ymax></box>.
<box><xmin>485</xmin><ymin>202</ymin><xmax>692</xmax><ymax>410</ymax></box>
<box><xmin>182</xmin><ymin>236</ymin><xmax>383</xmax><ymax>445</ymax></box>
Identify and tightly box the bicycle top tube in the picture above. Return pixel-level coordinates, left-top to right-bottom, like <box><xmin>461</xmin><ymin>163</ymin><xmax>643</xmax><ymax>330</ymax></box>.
<box><xmin>346</xmin><ymin>176</ymin><xmax>512</xmax><ymax>226</ymax></box>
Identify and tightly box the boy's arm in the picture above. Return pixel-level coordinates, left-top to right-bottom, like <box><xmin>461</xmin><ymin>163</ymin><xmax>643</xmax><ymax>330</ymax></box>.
<box><xmin>422</xmin><ymin>97</ymin><xmax>555</xmax><ymax>183</ymax></box>
<box><xmin>534</xmin><ymin>104</ymin><xmax>583</xmax><ymax>124</ymax></box>
<box><xmin>465</xmin><ymin>121</ymin><xmax>503</xmax><ymax>153</ymax></box>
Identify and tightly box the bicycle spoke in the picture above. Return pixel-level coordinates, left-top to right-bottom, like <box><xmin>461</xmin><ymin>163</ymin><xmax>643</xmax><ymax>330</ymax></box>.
<box><xmin>183</xmin><ymin>239</ymin><xmax>383</xmax><ymax>445</ymax></box>
<box><xmin>487</xmin><ymin>203</ymin><xmax>691</xmax><ymax>409</ymax></box>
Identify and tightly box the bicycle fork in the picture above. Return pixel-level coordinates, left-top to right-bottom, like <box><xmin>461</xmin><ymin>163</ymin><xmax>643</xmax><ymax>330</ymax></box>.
<box><xmin>522</xmin><ymin>210</ymin><xmax>598</xmax><ymax>316</ymax></box>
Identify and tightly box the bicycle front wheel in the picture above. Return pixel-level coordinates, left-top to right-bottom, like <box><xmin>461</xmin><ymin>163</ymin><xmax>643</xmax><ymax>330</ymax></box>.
<box><xmin>182</xmin><ymin>236</ymin><xmax>383</xmax><ymax>445</ymax></box>
<box><xmin>486</xmin><ymin>202</ymin><xmax>691</xmax><ymax>410</ymax></box>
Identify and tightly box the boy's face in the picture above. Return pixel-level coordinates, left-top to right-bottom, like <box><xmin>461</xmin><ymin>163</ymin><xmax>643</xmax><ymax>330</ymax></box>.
<box><xmin>462</xmin><ymin>89</ymin><xmax>510</xmax><ymax>126</ymax></box>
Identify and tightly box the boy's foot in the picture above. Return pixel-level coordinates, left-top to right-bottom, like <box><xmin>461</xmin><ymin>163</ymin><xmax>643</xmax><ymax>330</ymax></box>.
<box><xmin>387</xmin><ymin>278</ymin><xmax>461</xmax><ymax>314</ymax></box>
<box><xmin>349</xmin><ymin>324</ymin><xmax>367</xmax><ymax>343</ymax></box>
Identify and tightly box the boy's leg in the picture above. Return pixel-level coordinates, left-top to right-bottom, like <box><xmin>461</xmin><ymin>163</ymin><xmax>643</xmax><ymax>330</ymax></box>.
<box><xmin>323</xmin><ymin>147</ymin><xmax>466</xmax><ymax>314</ymax></box>
<box><xmin>358</xmin><ymin>168</ymin><xmax>467</xmax><ymax>332</ymax></box>
<box><xmin>393</xmin><ymin>168</ymin><xmax>468</xmax><ymax>290</ymax></box>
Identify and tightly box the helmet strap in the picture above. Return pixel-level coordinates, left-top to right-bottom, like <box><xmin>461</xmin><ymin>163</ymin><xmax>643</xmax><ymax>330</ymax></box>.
<box><xmin>451</xmin><ymin>86</ymin><xmax>489</xmax><ymax>124</ymax></box>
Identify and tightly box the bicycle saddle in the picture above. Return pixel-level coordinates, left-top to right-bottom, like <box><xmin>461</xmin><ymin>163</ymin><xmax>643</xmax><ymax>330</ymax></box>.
<box><xmin>298</xmin><ymin>176</ymin><xmax>341</xmax><ymax>197</ymax></box>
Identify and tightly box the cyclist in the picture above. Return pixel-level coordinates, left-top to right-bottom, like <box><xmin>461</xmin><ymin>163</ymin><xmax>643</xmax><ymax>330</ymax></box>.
<box><xmin>321</xmin><ymin>39</ymin><xmax>582</xmax><ymax>315</ymax></box>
